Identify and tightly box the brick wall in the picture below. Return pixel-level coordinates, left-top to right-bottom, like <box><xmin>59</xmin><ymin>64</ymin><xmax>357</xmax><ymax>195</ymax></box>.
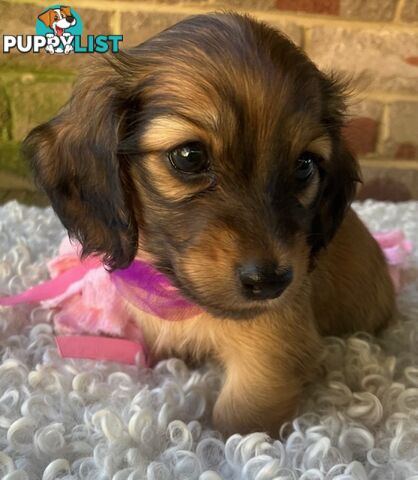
<box><xmin>0</xmin><ymin>0</ymin><xmax>417</xmax><ymax>204</ymax></box>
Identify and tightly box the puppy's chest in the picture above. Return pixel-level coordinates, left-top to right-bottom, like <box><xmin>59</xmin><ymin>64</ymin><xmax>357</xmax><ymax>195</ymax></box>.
<box><xmin>128</xmin><ymin>304</ymin><xmax>218</xmax><ymax>362</ymax></box>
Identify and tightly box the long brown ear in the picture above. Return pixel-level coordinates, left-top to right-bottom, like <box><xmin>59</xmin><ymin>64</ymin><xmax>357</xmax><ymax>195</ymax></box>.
<box><xmin>38</xmin><ymin>9</ymin><xmax>54</xmax><ymax>27</ymax></box>
<box><xmin>309</xmin><ymin>142</ymin><xmax>360</xmax><ymax>254</ymax></box>
<box><xmin>22</xmin><ymin>59</ymin><xmax>139</xmax><ymax>270</ymax></box>
<box><xmin>309</xmin><ymin>74</ymin><xmax>360</xmax><ymax>255</ymax></box>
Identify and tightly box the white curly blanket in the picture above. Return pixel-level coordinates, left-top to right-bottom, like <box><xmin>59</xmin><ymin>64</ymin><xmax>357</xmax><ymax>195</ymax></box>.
<box><xmin>0</xmin><ymin>201</ymin><xmax>417</xmax><ymax>480</ymax></box>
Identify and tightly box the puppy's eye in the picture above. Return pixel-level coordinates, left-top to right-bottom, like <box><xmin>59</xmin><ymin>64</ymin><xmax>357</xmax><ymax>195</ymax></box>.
<box><xmin>167</xmin><ymin>142</ymin><xmax>208</xmax><ymax>174</ymax></box>
<box><xmin>295</xmin><ymin>152</ymin><xmax>319</xmax><ymax>182</ymax></box>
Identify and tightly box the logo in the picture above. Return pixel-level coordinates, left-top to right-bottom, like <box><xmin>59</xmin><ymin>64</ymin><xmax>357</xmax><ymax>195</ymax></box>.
<box><xmin>36</xmin><ymin>5</ymin><xmax>83</xmax><ymax>54</ymax></box>
<box><xmin>3</xmin><ymin>5</ymin><xmax>123</xmax><ymax>54</ymax></box>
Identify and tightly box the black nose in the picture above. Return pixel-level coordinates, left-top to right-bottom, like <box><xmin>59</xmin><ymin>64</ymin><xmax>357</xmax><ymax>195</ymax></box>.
<box><xmin>238</xmin><ymin>262</ymin><xmax>293</xmax><ymax>300</ymax></box>
<box><xmin>67</xmin><ymin>15</ymin><xmax>75</xmax><ymax>23</ymax></box>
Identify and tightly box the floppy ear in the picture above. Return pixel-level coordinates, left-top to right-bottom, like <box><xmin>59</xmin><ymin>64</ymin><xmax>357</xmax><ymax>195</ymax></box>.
<box><xmin>309</xmin><ymin>75</ymin><xmax>360</xmax><ymax>255</ymax></box>
<box><xmin>309</xmin><ymin>142</ymin><xmax>360</xmax><ymax>254</ymax></box>
<box><xmin>61</xmin><ymin>6</ymin><xmax>72</xmax><ymax>17</ymax></box>
<box><xmin>23</xmin><ymin>60</ymin><xmax>139</xmax><ymax>270</ymax></box>
<box><xmin>38</xmin><ymin>9</ymin><xmax>54</xmax><ymax>27</ymax></box>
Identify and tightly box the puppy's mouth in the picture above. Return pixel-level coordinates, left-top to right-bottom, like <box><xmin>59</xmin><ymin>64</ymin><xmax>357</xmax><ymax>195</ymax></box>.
<box><xmin>177</xmin><ymin>282</ymin><xmax>272</xmax><ymax>320</ymax></box>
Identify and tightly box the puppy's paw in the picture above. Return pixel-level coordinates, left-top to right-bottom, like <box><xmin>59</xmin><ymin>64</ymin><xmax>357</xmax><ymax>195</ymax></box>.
<box><xmin>212</xmin><ymin>377</ymin><xmax>301</xmax><ymax>437</ymax></box>
<box><xmin>212</xmin><ymin>398</ymin><xmax>296</xmax><ymax>438</ymax></box>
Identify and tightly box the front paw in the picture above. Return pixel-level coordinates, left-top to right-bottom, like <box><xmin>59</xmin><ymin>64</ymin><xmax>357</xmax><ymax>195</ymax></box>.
<box><xmin>64</xmin><ymin>44</ymin><xmax>73</xmax><ymax>55</ymax></box>
<box><xmin>213</xmin><ymin>392</ymin><xmax>299</xmax><ymax>437</ymax></box>
<box><xmin>212</xmin><ymin>400</ymin><xmax>238</xmax><ymax>437</ymax></box>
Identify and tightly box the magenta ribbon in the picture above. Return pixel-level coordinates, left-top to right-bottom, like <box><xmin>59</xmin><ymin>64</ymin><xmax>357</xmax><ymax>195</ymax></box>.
<box><xmin>112</xmin><ymin>261</ymin><xmax>202</xmax><ymax>321</ymax></box>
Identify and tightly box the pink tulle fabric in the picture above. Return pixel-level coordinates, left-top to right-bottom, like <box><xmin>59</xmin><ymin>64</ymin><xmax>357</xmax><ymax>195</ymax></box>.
<box><xmin>44</xmin><ymin>237</ymin><xmax>201</xmax><ymax>340</ymax></box>
<box><xmin>373</xmin><ymin>230</ymin><xmax>413</xmax><ymax>291</ymax></box>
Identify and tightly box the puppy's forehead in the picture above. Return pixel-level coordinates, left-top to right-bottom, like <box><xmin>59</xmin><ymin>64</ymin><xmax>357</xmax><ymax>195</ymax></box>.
<box><xmin>137</xmin><ymin>14</ymin><xmax>328</xmax><ymax>156</ymax></box>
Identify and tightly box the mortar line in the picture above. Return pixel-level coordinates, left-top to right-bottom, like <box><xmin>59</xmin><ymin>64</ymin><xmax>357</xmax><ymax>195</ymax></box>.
<box><xmin>301</xmin><ymin>24</ymin><xmax>311</xmax><ymax>52</ymax></box>
<box><xmin>360</xmin><ymin>158</ymin><xmax>418</xmax><ymax>170</ymax></box>
<box><xmin>393</xmin><ymin>0</ymin><xmax>406</xmax><ymax>22</ymax></box>
<box><xmin>110</xmin><ymin>10</ymin><xmax>121</xmax><ymax>35</ymax></box>
<box><xmin>375</xmin><ymin>103</ymin><xmax>390</xmax><ymax>156</ymax></box>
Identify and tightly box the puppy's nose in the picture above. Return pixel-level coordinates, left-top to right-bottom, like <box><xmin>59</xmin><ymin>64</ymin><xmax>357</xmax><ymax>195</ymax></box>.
<box><xmin>67</xmin><ymin>15</ymin><xmax>75</xmax><ymax>23</ymax></box>
<box><xmin>238</xmin><ymin>262</ymin><xmax>293</xmax><ymax>300</ymax></box>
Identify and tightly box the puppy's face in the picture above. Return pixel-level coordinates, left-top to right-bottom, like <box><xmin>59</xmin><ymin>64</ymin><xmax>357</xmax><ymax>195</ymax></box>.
<box><xmin>24</xmin><ymin>14</ymin><xmax>359</xmax><ymax>319</ymax></box>
<box><xmin>38</xmin><ymin>7</ymin><xmax>76</xmax><ymax>32</ymax></box>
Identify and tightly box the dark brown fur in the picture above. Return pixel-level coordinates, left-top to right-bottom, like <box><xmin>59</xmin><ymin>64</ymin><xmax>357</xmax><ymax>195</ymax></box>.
<box><xmin>23</xmin><ymin>13</ymin><xmax>395</xmax><ymax>436</ymax></box>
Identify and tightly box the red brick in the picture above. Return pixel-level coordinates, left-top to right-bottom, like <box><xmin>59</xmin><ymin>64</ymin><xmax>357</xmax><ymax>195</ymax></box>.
<box><xmin>307</xmin><ymin>27</ymin><xmax>418</xmax><ymax>94</ymax></box>
<box><xmin>276</xmin><ymin>0</ymin><xmax>339</xmax><ymax>15</ymax></box>
<box><xmin>73</xmin><ymin>8</ymin><xmax>112</xmax><ymax>37</ymax></box>
<box><xmin>343</xmin><ymin>117</ymin><xmax>379</xmax><ymax>155</ymax></box>
<box><xmin>400</xmin><ymin>0</ymin><xmax>418</xmax><ymax>22</ymax></box>
<box><xmin>357</xmin><ymin>165</ymin><xmax>418</xmax><ymax>201</ymax></box>
<box><xmin>395</xmin><ymin>143</ymin><xmax>417</xmax><ymax>159</ymax></box>
<box><xmin>339</xmin><ymin>0</ymin><xmax>397</xmax><ymax>21</ymax></box>
<box><xmin>121</xmin><ymin>11</ymin><xmax>188</xmax><ymax>48</ymax></box>
<box><xmin>404</xmin><ymin>56</ymin><xmax>418</xmax><ymax>66</ymax></box>
<box><xmin>381</xmin><ymin>102</ymin><xmax>418</xmax><ymax>159</ymax></box>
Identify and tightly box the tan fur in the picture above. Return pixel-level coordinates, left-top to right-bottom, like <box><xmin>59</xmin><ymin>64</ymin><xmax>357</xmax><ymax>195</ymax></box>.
<box><xmin>143</xmin><ymin>153</ymin><xmax>213</xmax><ymax>201</ymax></box>
<box><xmin>131</xmin><ymin>284</ymin><xmax>321</xmax><ymax>436</ymax></box>
<box><xmin>24</xmin><ymin>12</ymin><xmax>396</xmax><ymax>437</ymax></box>
<box><xmin>133</xmin><ymin>209</ymin><xmax>394</xmax><ymax>436</ymax></box>
<box><xmin>307</xmin><ymin>136</ymin><xmax>332</xmax><ymax>161</ymax></box>
<box><xmin>141</xmin><ymin>116</ymin><xmax>212</xmax><ymax>152</ymax></box>
<box><xmin>311</xmin><ymin>208</ymin><xmax>395</xmax><ymax>336</ymax></box>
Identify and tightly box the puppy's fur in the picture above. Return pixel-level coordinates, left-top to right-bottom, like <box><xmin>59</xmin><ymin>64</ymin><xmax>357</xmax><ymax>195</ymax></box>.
<box><xmin>23</xmin><ymin>13</ymin><xmax>395</xmax><ymax>436</ymax></box>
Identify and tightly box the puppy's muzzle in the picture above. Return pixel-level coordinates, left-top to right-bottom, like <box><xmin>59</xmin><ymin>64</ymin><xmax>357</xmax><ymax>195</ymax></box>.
<box><xmin>238</xmin><ymin>262</ymin><xmax>293</xmax><ymax>301</ymax></box>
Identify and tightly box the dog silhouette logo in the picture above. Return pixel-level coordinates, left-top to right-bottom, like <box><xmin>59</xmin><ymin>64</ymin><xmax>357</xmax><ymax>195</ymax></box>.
<box><xmin>36</xmin><ymin>5</ymin><xmax>83</xmax><ymax>54</ymax></box>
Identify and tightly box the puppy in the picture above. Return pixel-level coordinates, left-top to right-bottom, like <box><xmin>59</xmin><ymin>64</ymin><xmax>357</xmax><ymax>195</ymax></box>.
<box><xmin>38</xmin><ymin>6</ymin><xmax>77</xmax><ymax>54</ymax></box>
<box><xmin>23</xmin><ymin>13</ymin><xmax>395</xmax><ymax>436</ymax></box>
<box><xmin>38</xmin><ymin>6</ymin><xmax>76</xmax><ymax>37</ymax></box>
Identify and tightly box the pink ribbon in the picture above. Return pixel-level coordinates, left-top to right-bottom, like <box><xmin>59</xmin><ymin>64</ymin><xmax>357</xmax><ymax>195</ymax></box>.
<box><xmin>55</xmin><ymin>335</ymin><xmax>145</xmax><ymax>366</ymax></box>
<box><xmin>0</xmin><ymin>256</ymin><xmax>148</xmax><ymax>366</ymax></box>
<box><xmin>372</xmin><ymin>230</ymin><xmax>413</xmax><ymax>292</ymax></box>
<box><xmin>0</xmin><ymin>258</ymin><xmax>99</xmax><ymax>306</ymax></box>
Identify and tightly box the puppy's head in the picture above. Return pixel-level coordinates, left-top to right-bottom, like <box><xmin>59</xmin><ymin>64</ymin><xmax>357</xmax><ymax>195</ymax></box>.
<box><xmin>24</xmin><ymin>13</ymin><xmax>359</xmax><ymax>319</ymax></box>
<box><xmin>38</xmin><ymin>7</ymin><xmax>76</xmax><ymax>31</ymax></box>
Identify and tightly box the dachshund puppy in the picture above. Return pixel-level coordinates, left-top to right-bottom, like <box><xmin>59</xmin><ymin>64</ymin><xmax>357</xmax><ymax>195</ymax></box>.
<box><xmin>23</xmin><ymin>13</ymin><xmax>395</xmax><ymax>436</ymax></box>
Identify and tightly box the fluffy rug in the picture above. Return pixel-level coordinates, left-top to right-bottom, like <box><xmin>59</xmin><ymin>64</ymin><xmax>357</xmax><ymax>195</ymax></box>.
<box><xmin>0</xmin><ymin>201</ymin><xmax>417</xmax><ymax>480</ymax></box>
